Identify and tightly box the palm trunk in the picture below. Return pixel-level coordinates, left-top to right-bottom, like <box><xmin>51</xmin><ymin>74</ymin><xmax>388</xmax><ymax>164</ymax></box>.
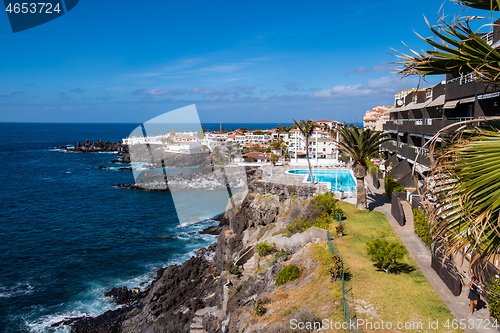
<box><xmin>306</xmin><ymin>138</ymin><xmax>314</xmax><ymax>184</ymax></box>
<box><xmin>353</xmin><ymin>165</ymin><xmax>367</xmax><ymax>210</ymax></box>
<box><xmin>356</xmin><ymin>177</ymin><xmax>367</xmax><ymax>209</ymax></box>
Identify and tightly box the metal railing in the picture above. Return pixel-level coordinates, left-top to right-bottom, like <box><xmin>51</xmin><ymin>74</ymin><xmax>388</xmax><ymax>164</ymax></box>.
<box><xmin>482</xmin><ymin>32</ymin><xmax>494</xmax><ymax>45</ymax></box>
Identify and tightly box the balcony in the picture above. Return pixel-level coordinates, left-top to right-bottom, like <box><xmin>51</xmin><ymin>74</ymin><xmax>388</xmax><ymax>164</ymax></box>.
<box><xmin>383</xmin><ymin>118</ymin><xmax>458</xmax><ymax>136</ymax></box>
<box><xmin>381</xmin><ymin>141</ymin><xmax>430</xmax><ymax>166</ymax></box>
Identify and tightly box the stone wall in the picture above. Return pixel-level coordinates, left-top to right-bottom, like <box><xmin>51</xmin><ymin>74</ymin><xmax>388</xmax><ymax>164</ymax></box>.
<box><xmin>391</xmin><ymin>193</ymin><xmax>406</xmax><ymax>226</ymax></box>
<box><xmin>248</xmin><ymin>180</ymin><xmax>323</xmax><ymax>199</ymax></box>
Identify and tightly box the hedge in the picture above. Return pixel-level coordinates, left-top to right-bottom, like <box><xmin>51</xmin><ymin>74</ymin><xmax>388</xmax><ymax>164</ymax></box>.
<box><xmin>384</xmin><ymin>176</ymin><xmax>406</xmax><ymax>198</ymax></box>
<box><xmin>413</xmin><ymin>208</ymin><xmax>432</xmax><ymax>249</ymax></box>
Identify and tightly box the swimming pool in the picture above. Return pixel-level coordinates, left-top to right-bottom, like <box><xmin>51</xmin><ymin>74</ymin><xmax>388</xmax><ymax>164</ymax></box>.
<box><xmin>287</xmin><ymin>169</ymin><xmax>357</xmax><ymax>192</ymax></box>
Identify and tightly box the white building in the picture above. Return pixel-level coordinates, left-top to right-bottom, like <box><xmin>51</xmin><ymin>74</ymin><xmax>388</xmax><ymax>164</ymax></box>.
<box><xmin>167</xmin><ymin>141</ymin><xmax>203</xmax><ymax>154</ymax></box>
<box><xmin>205</xmin><ymin>132</ymin><xmax>228</xmax><ymax>150</ymax></box>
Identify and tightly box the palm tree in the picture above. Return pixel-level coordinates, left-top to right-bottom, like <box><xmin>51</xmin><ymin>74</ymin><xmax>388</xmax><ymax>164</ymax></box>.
<box><xmin>396</xmin><ymin>0</ymin><xmax>500</xmax><ymax>85</ymax></box>
<box><xmin>423</xmin><ymin>123</ymin><xmax>500</xmax><ymax>263</ymax></box>
<box><xmin>293</xmin><ymin>119</ymin><xmax>318</xmax><ymax>185</ymax></box>
<box><xmin>335</xmin><ymin>125</ymin><xmax>389</xmax><ymax>210</ymax></box>
<box><xmin>221</xmin><ymin>142</ymin><xmax>240</xmax><ymax>162</ymax></box>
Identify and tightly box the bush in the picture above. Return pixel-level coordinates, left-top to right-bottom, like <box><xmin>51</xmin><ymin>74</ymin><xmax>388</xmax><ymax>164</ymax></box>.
<box><xmin>269</xmin><ymin>249</ymin><xmax>289</xmax><ymax>266</ymax></box>
<box><xmin>308</xmin><ymin>192</ymin><xmax>345</xmax><ymax>220</ymax></box>
<box><xmin>489</xmin><ymin>277</ymin><xmax>500</xmax><ymax>319</ymax></box>
<box><xmin>336</xmin><ymin>225</ymin><xmax>344</xmax><ymax>236</ymax></box>
<box><xmin>286</xmin><ymin>192</ymin><xmax>344</xmax><ymax>234</ymax></box>
<box><xmin>275</xmin><ymin>264</ymin><xmax>300</xmax><ymax>285</ymax></box>
<box><xmin>366</xmin><ymin>159</ymin><xmax>381</xmax><ymax>175</ymax></box>
<box><xmin>384</xmin><ymin>176</ymin><xmax>406</xmax><ymax>198</ymax></box>
<box><xmin>230</xmin><ymin>266</ymin><xmax>241</xmax><ymax>275</ymax></box>
<box><xmin>254</xmin><ymin>299</ymin><xmax>265</xmax><ymax>316</ymax></box>
<box><xmin>327</xmin><ymin>255</ymin><xmax>343</xmax><ymax>280</ymax></box>
<box><xmin>287</xmin><ymin>216</ymin><xmax>332</xmax><ymax>233</ymax></box>
<box><xmin>413</xmin><ymin>208</ymin><xmax>432</xmax><ymax>248</ymax></box>
<box><xmin>256</xmin><ymin>242</ymin><xmax>276</xmax><ymax>256</ymax></box>
<box><xmin>228</xmin><ymin>281</ymin><xmax>243</xmax><ymax>298</ymax></box>
<box><xmin>366</xmin><ymin>238</ymin><xmax>407</xmax><ymax>273</ymax></box>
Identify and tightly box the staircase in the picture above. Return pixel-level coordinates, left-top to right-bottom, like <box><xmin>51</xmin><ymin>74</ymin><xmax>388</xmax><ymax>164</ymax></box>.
<box><xmin>241</xmin><ymin>254</ymin><xmax>259</xmax><ymax>280</ymax></box>
<box><xmin>189</xmin><ymin>315</ymin><xmax>205</xmax><ymax>333</ymax></box>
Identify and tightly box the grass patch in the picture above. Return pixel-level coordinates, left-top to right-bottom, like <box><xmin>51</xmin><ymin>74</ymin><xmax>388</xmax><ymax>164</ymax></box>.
<box><xmin>256</xmin><ymin>244</ymin><xmax>344</xmax><ymax>327</ymax></box>
<box><xmin>333</xmin><ymin>201</ymin><xmax>461</xmax><ymax>332</ymax></box>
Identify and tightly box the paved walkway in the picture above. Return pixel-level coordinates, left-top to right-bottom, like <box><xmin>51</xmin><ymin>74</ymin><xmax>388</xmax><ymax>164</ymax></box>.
<box><xmin>363</xmin><ymin>176</ymin><xmax>492</xmax><ymax>333</ymax></box>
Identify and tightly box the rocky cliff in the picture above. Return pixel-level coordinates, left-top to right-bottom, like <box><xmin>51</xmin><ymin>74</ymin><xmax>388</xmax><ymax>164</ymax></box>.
<box><xmin>62</xmin><ymin>175</ymin><xmax>323</xmax><ymax>333</ymax></box>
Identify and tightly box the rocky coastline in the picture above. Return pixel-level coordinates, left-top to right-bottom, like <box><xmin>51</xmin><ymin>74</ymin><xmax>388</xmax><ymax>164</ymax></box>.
<box><xmin>52</xmin><ymin>174</ymin><xmax>324</xmax><ymax>333</ymax></box>
<box><xmin>58</xmin><ymin>140</ymin><xmax>128</xmax><ymax>153</ymax></box>
<box><xmin>54</xmin><ymin>140</ymin><xmax>324</xmax><ymax>332</ymax></box>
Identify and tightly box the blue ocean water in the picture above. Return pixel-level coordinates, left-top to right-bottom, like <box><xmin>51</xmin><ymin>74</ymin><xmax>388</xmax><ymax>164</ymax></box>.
<box><xmin>0</xmin><ymin>123</ymin><xmax>284</xmax><ymax>332</ymax></box>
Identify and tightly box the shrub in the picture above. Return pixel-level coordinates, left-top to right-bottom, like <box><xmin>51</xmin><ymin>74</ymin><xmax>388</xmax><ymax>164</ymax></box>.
<box><xmin>230</xmin><ymin>266</ymin><xmax>241</xmax><ymax>275</ymax></box>
<box><xmin>336</xmin><ymin>225</ymin><xmax>344</xmax><ymax>236</ymax></box>
<box><xmin>413</xmin><ymin>208</ymin><xmax>432</xmax><ymax>248</ymax></box>
<box><xmin>327</xmin><ymin>255</ymin><xmax>343</xmax><ymax>280</ymax></box>
<box><xmin>228</xmin><ymin>281</ymin><xmax>243</xmax><ymax>298</ymax></box>
<box><xmin>286</xmin><ymin>192</ymin><xmax>344</xmax><ymax>234</ymax></box>
<box><xmin>287</xmin><ymin>216</ymin><xmax>332</xmax><ymax>233</ymax></box>
<box><xmin>256</xmin><ymin>242</ymin><xmax>276</xmax><ymax>256</ymax></box>
<box><xmin>254</xmin><ymin>299</ymin><xmax>265</xmax><ymax>316</ymax></box>
<box><xmin>366</xmin><ymin>159</ymin><xmax>381</xmax><ymax>175</ymax></box>
<box><xmin>384</xmin><ymin>176</ymin><xmax>406</xmax><ymax>198</ymax></box>
<box><xmin>308</xmin><ymin>192</ymin><xmax>345</xmax><ymax>220</ymax></box>
<box><xmin>366</xmin><ymin>238</ymin><xmax>407</xmax><ymax>273</ymax></box>
<box><xmin>489</xmin><ymin>276</ymin><xmax>500</xmax><ymax>319</ymax></box>
<box><xmin>275</xmin><ymin>264</ymin><xmax>300</xmax><ymax>285</ymax></box>
<box><xmin>272</xmin><ymin>249</ymin><xmax>289</xmax><ymax>264</ymax></box>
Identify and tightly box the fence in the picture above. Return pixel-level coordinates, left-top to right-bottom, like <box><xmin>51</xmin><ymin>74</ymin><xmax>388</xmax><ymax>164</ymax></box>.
<box><xmin>327</xmin><ymin>230</ymin><xmax>361</xmax><ymax>332</ymax></box>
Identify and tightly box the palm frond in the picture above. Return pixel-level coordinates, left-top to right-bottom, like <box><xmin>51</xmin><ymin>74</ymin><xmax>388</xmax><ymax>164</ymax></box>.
<box><xmin>395</xmin><ymin>15</ymin><xmax>500</xmax><ymax>85</ymax></box>
<box><xmin>335</xmin><ymin>125</ymin><xmax>390</xmax><ymax>167</ymax></box>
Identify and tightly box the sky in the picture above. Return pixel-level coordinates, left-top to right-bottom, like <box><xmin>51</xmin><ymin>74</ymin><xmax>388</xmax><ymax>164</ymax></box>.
<box><xmin>0</xmin><ymin>0</ymin><xmax>489</xmax><ymax>124</ymax></box>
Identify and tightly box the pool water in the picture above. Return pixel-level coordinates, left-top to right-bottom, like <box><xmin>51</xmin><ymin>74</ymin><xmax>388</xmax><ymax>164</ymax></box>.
<box><xmin>287</xmin><ymin>169</ymin><xmax>357</xmax><ymax>192</ymax></box>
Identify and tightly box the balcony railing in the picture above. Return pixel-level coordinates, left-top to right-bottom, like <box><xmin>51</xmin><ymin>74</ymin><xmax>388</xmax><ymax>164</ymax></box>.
<box><xmin>482</xmin><ymin>32</ymin><xmax>493</xmax><ymax>45</ymax></box>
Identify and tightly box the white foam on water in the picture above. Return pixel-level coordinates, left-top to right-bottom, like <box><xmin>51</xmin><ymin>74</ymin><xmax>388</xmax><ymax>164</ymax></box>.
<box><xmin>176</xmin><ymin>218</ymin><xmax>217</xmax><ymax>229</ymax></box>
<box><xmin>0</xmin><ymin>283</ymin><xmax>34</xmax><ymax>299</ymax></box>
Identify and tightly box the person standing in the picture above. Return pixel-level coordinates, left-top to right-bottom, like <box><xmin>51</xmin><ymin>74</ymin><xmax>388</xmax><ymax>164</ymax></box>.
<box><xmin>468</xmin><ymin>276</ymin><xmax>482</xmax><ymax>315</ymax></box>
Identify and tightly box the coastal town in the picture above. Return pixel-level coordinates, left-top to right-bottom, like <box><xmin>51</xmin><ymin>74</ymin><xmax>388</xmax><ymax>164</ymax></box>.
<box><xmin>6</xmin><ymin>0</ymin><xmax>500</xmax><ymax>332</ymax></box>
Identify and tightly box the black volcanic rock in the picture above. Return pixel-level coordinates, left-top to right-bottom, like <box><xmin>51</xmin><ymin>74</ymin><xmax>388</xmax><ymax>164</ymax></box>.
<box><xmin>104</xmin><ymin>287</ymin><xmax>139</xmax><ymax>305</ymax></box>
<box><xmin>199</xmin><ymin>226</ymin><xmax>222</xmax><ymax>235</ymax></box>
<box><xmin>60</xmin><ymin>140</ymin><xmax>128</xmax><ymax>153</ymax></box>
<box><xmin>66</xmin><ymin>244</ymin><xmax>220</xmax><ymax>333</ymax></box>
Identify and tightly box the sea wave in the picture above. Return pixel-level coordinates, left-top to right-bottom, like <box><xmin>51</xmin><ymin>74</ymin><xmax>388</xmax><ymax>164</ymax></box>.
<box><xmin>0</xmin><ymin>283</ymin><xmax>34</xmax><ymax>299</ymax></box>
<box><xmin>176</xmin><ymin>218</ymin><xmax>217</xmax><ymax>229</ymax></box>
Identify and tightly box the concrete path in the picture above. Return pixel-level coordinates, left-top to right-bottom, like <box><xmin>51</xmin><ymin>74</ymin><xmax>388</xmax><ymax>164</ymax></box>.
<box><xmin>364</xmin><ymin>177</ymin><xmax>493</xmax><ymax>333</ymax></box>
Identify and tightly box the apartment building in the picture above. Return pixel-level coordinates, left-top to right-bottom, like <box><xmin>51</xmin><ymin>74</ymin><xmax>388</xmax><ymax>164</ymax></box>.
<box><xmin>382</xmin><ymin>29</ymin><xmax>500</xmax><ymax>185</ymax></box>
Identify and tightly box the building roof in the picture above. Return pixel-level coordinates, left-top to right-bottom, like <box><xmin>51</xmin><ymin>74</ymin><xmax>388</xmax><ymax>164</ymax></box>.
<box><xmin>242</xmin><ymin>152</ymin><xmax>284</xmax><ymax>159</ymax></box>
<box><xmin>175</xmin><ymin>134</ymin><xmax>196</xmax><ymax>139</ymax></box>
<box><xmin>316</xmin><ymin>120</ymin><xmax>333</xmax><ymax>123</ymax></box>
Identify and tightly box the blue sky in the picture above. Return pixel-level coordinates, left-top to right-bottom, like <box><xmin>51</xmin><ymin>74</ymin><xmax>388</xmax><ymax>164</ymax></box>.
<box><xmin>0</xmin><ymin>0</ymin><xmax>485</xmax><ymax>123</ymax></box>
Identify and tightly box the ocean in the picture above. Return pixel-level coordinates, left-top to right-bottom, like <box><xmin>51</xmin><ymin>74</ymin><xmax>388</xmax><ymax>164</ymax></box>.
<box><xmin>0</xmin><ymin>123</ymin><xmax>290</xmax><ymax>332</ymax></box>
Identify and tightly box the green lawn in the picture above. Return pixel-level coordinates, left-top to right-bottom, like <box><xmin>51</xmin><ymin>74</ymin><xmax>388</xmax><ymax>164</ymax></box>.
<box><xmin>328</xmin><ymin>201</ymin><xmax>462</xmax><ymax>333</ymax></box>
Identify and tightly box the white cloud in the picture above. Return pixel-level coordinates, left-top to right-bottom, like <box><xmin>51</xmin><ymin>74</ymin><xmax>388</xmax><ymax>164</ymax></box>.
<box><xmin>311</xmin><ymin>76</ymin><xmax>418</xmax><ymax>99</ymax></box>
